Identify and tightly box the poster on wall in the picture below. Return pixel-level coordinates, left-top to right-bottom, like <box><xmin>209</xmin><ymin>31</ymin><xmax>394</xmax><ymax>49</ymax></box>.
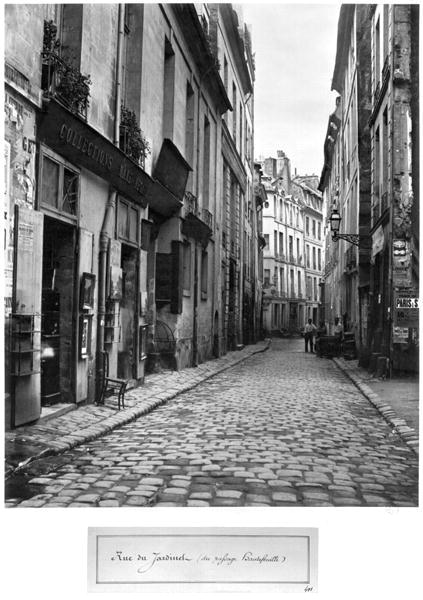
<box><xmin>393</xmin><ymin>288</ymin><xmax>419</xmax><ymax>329</ymax></box>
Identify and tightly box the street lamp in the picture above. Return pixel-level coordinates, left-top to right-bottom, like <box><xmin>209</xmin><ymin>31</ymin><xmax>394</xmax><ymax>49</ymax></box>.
<box><xmin>329</xmin><ymin>207</ymin><xmax>360</xmax><ymax>246</ymax></box>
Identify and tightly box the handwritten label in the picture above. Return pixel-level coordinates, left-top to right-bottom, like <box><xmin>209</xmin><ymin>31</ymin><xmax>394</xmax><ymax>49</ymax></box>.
<box><xmin>88</xmin><ymin>528</ymin><xmax>318</xmax><ymax>593</ymax></box>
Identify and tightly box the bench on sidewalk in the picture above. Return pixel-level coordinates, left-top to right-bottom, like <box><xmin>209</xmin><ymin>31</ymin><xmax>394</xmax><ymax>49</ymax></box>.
<box><xmin>100</xmin><ymin>351</ymin><xmax>128</xmax><ymax>410</ymax></box>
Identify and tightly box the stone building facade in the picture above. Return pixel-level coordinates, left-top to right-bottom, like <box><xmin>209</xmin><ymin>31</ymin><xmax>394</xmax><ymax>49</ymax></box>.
<box><xmin>4</xmin><ymin>3</ymin><xmax>261</xmax><ymax>428</ymax></box>
<box><xmin>319</xmin><ymin>4</ymin><xmax>419</xmax><ymax>371</ymax></box>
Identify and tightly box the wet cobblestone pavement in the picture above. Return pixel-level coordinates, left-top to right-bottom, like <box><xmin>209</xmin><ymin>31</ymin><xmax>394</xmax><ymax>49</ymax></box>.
<box><xmin>5</xmin><ymin>339</ymin><xmax>419</xmax><ymax>507</ymax></box>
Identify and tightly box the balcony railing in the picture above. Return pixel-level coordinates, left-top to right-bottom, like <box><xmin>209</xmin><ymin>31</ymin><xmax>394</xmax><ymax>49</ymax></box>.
<box><xmin>41</xmin><ymin>50</ymin><xmax>91</xmax><ymax>120</ymax></box>
<box><xmin>202</xmin><ymin>208</ymin><xmax>213</xmax><ymax>229</ymax></box>
<box><xmin>183</xmin><ymin>192</ymin><xmax>213</xmax><ymax>230</ymax></box>
<box><xmin>184</xmin><ymin>191</ymin><xmax>198</xmax><ymax>216</ymax></box>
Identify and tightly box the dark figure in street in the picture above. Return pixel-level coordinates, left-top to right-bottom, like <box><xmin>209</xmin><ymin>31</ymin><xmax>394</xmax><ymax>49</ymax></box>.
<box><xmin>304</xmin><ymin>319</ymin><xmax>317</xmax><ymax>352</ymax></box>
<box><xmin>314</xmin><ymin>321</ymin><xmax>327</xmax><ymax>356</ymax></box>
<box><xmin>334</xmin><ymin>317</ymin><xmax>344</xmax><ymax>356</ymax></box>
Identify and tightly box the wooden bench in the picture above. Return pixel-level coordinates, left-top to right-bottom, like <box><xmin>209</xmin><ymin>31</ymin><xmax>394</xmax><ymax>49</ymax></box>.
<box><xmin>100</xmin><ymin>351</ymin><xmax>128</xmax><ymax>410</ymax></box>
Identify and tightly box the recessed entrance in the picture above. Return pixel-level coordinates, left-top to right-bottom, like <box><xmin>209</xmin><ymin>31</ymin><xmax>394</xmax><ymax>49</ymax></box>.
<box><xmin>118</xmin><ymin>243</ymin><xmax>138</xmax><ymax>381</ymax></box>
<box><xmin>41</xmin><ymin>216</ymin><xmax>76</xmax><ymax>405</ymax></box>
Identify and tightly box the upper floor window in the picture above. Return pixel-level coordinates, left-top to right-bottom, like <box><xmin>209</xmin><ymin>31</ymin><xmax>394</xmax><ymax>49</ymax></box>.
<box><xmin>40</xmin><ymin>149</ymin><xmax>79</xmax><ymax>218</ymax></box>
<box><xmin>117</xmin><ymin>198</ymin><xmax>138</xmax><ymax>244</ymax></box>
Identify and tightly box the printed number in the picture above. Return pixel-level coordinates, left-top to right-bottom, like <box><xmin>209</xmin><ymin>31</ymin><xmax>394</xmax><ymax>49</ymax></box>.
<box><xmin>304</xmin><ymin>585</ymin><xmax>313</xmax><ymax>592</ymax></box>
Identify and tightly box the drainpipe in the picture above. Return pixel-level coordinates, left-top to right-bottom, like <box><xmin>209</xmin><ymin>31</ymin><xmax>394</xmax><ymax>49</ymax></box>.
<box><xmin>96</xmin><ymin>190</ymin><xmax>116</xmax><ymax>403</ymax></box>
<box><xmin>192</xmin><ymin>63</ymin><xmax>214</xmax><ymax>367</ymax></box>
<box><xmin>114</xmin><ymin>4</ymin><xmax>125</xmax><ymax>145</ymax></box>
<box><xmin>95</xmin><ymin>4</ymin><xmax>124</xmax><ymax>402</ymax></box>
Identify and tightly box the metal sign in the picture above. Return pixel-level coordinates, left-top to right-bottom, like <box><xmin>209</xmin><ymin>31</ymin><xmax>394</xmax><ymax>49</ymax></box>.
<box><xmin>393</xmin><ymin>289</ymin><xmax>419</xmax><ymax>328</ymax></box>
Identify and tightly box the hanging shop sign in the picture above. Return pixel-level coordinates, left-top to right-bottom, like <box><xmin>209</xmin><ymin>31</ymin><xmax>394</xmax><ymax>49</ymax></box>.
<box><xmin>392</xmin><ymin>239</ymin><xmax>412</xmax><ymax>287</ymax></box>
<box><xmin>393</xmin><ymin>288</ymin><xmax>419</xmax><ymax>328</ymax></box>
<box><xmin>371</xmin><ymin>225</ymin><xmax>384</xmax><ymax>260</ymax></box>
<box><xmin>37</xmin><ymin>99</ymin><xmax>153</xmax><ymax>206</ymax></box>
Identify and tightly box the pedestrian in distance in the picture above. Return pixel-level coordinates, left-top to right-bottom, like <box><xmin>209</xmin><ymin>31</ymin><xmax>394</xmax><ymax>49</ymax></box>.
<box><xmin>314</xmin><ymin>321</ymin><xmax>327</xmax><ymax>356</ymax></box>
<box><xmin>304</xmin><ymin>318</ymin><xmax>317</xmax><ymax>353</ymax></box>
<box><xmin>334</xmin><ymin>316</ymin><xmax>344</xmax><ymax>356</ymax></box>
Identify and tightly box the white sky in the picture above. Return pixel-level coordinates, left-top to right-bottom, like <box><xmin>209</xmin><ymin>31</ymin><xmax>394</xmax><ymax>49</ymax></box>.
<box><xmin>241</xmin><ymin>2</ymin><xmax>341</xmax><ymax>177</ymax></box>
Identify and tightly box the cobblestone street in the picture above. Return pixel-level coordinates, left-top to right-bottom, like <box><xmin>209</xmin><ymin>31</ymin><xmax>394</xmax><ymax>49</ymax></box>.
<box><xmin>6</xmin><ymin>339</ymin><xmax>418</xmax><ymax>507</ymax></box>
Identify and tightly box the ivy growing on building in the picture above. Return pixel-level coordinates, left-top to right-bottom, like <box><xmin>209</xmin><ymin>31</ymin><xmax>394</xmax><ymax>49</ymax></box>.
<box><xmin>120</xmin><ymin>105</ymin><xmax>151</xmax><ymax>166</ymax></box>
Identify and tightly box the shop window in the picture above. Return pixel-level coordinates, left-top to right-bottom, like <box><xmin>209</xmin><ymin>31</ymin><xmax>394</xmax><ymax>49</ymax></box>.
<box><xmin>40</xmin><ymin>153</ymin><xmax>79</xmax><ymax>217</ymax></box>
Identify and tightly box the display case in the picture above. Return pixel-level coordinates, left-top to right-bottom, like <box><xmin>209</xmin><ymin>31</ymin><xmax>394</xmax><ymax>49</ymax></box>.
<box><xmin>11</xmin><ymin>313</ymin><xmax>41</xmax><ymax>376</ymax></box>
<box><xmin>104</xmin><ymin>301</ymin><xmax>121</xmax><ymax>345</ymax></box>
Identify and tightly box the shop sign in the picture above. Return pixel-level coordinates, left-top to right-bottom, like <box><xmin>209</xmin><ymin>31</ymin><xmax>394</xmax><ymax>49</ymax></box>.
<box><xmin>37</xmin><ymin>99</ymin><xmax>153</xmax><ymax>206</ymax></box>
<box><xmin>371</xmin><ymin>225</ymin><xmax>384</xmax><ymax>259</ymax></box>
<box><xmin>392</xmin><ymin>239</ymin><xmax>411</xmax><ymax>286</ymax></box>
<box><xmin>393</xmin><ymin>327</ymin><xmax>409</xmax><ymax>344</ymax></box>
<box><xmin>393</xmin><ymin>288</ymin><xmax>419</xmax><ymax>328</ymax></box>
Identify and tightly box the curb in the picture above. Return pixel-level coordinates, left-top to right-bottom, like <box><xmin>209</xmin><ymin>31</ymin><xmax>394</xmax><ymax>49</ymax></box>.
<box><xmin>7</xmin><ymin>341</ymin><xmax>271</xmax><ymax>477</ymax></box>
<box><xmin>333</xmin><ymin>357</ymin><xmax>419</xmax><ymax>456</ymax></box>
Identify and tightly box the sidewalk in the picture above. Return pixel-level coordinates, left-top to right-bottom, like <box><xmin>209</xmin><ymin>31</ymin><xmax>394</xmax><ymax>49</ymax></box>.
<box><xmin>5</xmin><ymin>340</ymin><xmax>271</xmax><ymax>477</ymax></box>
<box><xmin>334</xmin><ymin>357</ymin><xmax>419</xmax><ymax>456</ymax></box>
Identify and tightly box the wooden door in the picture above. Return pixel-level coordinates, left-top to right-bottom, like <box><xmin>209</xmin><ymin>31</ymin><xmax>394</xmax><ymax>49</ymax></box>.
<box><xmin>13</xmin><ymin>206</ymin><xmax>44</xmax><ymax>426</ymax></box>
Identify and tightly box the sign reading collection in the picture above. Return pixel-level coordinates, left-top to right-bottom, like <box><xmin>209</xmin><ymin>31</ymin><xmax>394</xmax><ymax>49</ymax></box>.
<box><xmin>38</xmin><ymin>99</ymin><xmax>153</xmax><ymax>206</ymax></box>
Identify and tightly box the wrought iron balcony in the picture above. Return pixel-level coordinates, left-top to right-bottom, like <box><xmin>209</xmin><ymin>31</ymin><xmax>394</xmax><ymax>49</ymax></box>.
<box><xmin>184</xmin><ymin>191</ymin><xmax>198</xmax><ymax>216</ymax></box>
<box><xmin>41</xmin><ymin>50</ymin><xmax>91</xmax><ymax>120</ymax></box>
<box><xmin>201</xmin><ymin>208</ymin><xmax>213</xmax><ymax>230</ymax></box>
<box><xmin>182</xmin><ymin>192</ymin><xmax>213</xmax><ymax>246</ymax></box>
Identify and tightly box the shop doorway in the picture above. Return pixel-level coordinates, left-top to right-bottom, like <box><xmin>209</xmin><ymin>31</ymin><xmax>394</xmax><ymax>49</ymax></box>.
<box><xmin>118</xmin><ymin>244</ymin><xmax>138</xmax><ymax>382</ymax></box>
<box><xmin>41</xmin><ymin>216</ymin><xmax>76</xmax><ymax>405</ymax></box>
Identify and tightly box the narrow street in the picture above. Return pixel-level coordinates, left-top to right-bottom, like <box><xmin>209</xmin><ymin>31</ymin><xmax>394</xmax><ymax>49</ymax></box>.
<box><xmin>6</xmin><ymin>339</ymin><xmax>418</xmax><ymax>508</ymax></box>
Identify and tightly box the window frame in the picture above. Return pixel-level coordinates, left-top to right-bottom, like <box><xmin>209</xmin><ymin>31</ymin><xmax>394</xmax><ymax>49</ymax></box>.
<box><xmin>38</xmin><ymin>144</ymin><xmax>80</xmax><ymax>224</ymax></box>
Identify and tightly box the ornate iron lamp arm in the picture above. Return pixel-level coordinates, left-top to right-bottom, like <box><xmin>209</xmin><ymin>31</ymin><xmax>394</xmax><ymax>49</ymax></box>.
<box><xmin>332</xmin><ymin>233</ymin><xmax>360</xmax><ymax>246</ymax></box>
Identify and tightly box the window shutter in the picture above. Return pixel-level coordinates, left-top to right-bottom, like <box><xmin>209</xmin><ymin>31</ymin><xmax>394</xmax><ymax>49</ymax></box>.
<box><xmin>156</xmin><ymin>253</ymin><xmax>172</xmax><ymax>305</ymax></box>
<box><xmin>171</xmin><ymin>241</ymin><xmax>183</xmax><ymax>314</ymax></box>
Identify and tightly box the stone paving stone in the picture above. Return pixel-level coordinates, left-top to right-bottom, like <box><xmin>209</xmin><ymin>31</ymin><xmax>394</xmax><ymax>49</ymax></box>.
<box><xmin>75</xmin><ymin>494</ymin><xmax>100</xmax><ymax>503</ymax></box>
<box><xmin>301</xmin><ymin>491</ymin><xmax>330</xmax><ymax>501</ymax></box>
<box><xmin>245</xmin><ymin>494</ymin><xmax>271</xmax><ymax>503</ymax></box>
<box><xmin>19</xmin><ymin>500</ymin><xmax>47</xmax><ymax>507</ymax></box>
<box><xmin>272</xmin><ymin>492</ymin><xmax>297</xmax><ymax>502</ymax></box>
<box><xmin>212</xmin><ymin>498</ymin><xmax>240</xmax><ymax>506</ymax></box>
<box><xmin>97</xmin><ymin>500</ymin><xmax>120</xmax><ymax>507</ymax></box>
<box><xmin>66</xmin><ymin>482</ymin><xmax>91</xmax><ymax>490</ymax></box>
<box><xmin>139</xmin><ymin>477</ymin><xmax>164</xmax><ymax>486</ymax></box>
<box><xmin>215</xmin><ymin>490</ymin><xmax>243</xmax><ymax>499</ymax></box>
<box><xmin>189</xmin><ymin>492</ymin><xmax>213</xmax><ymax>500</ymax></box>
<box><xmin>362</xmin><ymin>495</ymin><xmax>391</xmax><ymax>505</ymax></box>
<box><xmin>124</xmin><ymin>496</ymin><xmax>149</xmax><ymax>506</ymax></box>
<box><xmin>28</xmin><ymin>477</ymin><xmax>54</xmax><ymax>485</ymax></box>
<box><xmin>333</xmin><ymin>497</ymin><xmax>363</xmax><ymax>506</ymax></box>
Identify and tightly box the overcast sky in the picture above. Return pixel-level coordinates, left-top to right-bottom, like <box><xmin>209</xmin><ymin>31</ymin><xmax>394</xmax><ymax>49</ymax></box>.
<box><xmin>241</xmin><ymin>2</ymin><xmax>340</xmax><ymax>177</ymax></box>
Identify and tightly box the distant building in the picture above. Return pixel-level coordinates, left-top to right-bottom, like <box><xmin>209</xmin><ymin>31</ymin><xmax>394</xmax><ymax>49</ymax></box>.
<box><xmin>292</xmin><ymin>176</ymin><xmax>324</xmax><ymax>325</ymax></box>
<box><xmin>261</xmin><ymin>151</ymin><xmax>323</xmax><ymax>334</ymax></box>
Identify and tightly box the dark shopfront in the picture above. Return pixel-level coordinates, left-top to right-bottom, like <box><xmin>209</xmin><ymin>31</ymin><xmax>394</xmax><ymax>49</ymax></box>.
<box><xmin>9</xmin><ymin>99</ymin><xmax>153</xmax><ymax>427</ymax></box>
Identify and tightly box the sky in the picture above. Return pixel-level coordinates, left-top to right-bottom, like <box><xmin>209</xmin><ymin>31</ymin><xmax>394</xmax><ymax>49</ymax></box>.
<box><xmin>241</xmin><ymin>2</ymin><xmax>341</xmax><ymax>177</ymax></box>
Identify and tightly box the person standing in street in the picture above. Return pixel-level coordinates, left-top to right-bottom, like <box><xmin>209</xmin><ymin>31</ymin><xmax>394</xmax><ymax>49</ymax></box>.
<box><xmin>334</xmin><ymin>316</ymin><xmax>344</xmax><ymax>356</ymax></box>
<box><xmin>304</xmin><ymin>318</ymin><xmax>317</xmax><ymax>353</ymax></box>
